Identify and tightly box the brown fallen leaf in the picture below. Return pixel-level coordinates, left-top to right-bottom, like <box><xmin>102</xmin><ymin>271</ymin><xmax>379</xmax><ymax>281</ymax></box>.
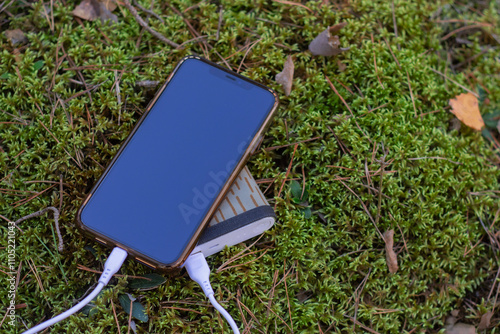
<box><xmin>73</xmin><ymin>0</ymin><xmax>117</xmax><ymax>23</ymax></box>
<box><xmin>383</xmin><ymin>229</ymin><xmax>398</xmax><ymax>274</ymax></box>
<box><xmin>5</xmin><ymin>29</ymin><xmax>27</xmax><ymax>45</ymax></box>
<box><xmin>449</xmin><ymin>92</ymin><xmax>484</xmax><ymax>131</ymax></box>
<box><xmin>445</xmin><ymin>323</ymin><xmax>476</xmax><ymax>334</ymax></box>
<box><xmin>477</xmin><ymin>310</ymin><xmax>493</xmax><ymax>330</ymax></box>
<box><xmin>73</xmin><ymin>0</ymin><xmax>97</xmax><ymax>20</ymax></box>
<box><xmin>309</xmin><ymin>23</ymin><xmax>350</xmax><ymax>56</ymax></box>
<box><xmin>275</xmin><ymin>56</ymin><xmax>294</xmax><ymax>96</ymax></box>
<box><xmin>101</xmin><ymin>0</ymin><xmax>117</xmax><ymax>11</ymax></box>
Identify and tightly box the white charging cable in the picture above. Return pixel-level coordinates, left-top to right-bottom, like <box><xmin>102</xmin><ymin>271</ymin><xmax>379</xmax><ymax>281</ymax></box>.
<box><xmin>23</xmin><ymin>248</ymin><xmax>240</xmax><ymax>333</ymax></box>
<box><xmin>184</xmin><ymin>252</ymin><xmax>240</xmax><ymax>334</ymax></box>
<box><xmin>22</xmin><ymin>247</ymin><xmax>128</xmax><ymax>334</ymax></box>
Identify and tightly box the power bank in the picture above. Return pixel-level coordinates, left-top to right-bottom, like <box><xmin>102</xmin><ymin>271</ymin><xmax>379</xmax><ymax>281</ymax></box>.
<box><xmin>194</xmin><ymin>166</ymin><xmax>275</xmax><ymax>257</ymax></box>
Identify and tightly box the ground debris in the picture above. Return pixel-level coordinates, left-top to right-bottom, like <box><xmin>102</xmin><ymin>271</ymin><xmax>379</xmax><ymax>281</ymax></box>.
<box><xmin>445</xmin><ymin>311</ymin><xmax>476</xmax><ymax>334</ymax></box>
<box><xmin>275</xmin><ymin>56</ymin><xmax>294</xmax><ymax>96</ymax></box>
<box><xmin>383</xmin><ymin>229</ymin><xmax>398</xmax><ymax>274</ymax></box>
<box><xmin>477</xmin><ymin>310</ymin><xmax>492</xmax><ymax>330</ymax></box>
<box><xmin>4</xmin><ymin>29</ymin><xmax>27</xmax><ymax>45</ymax></box>
<box><xmin>13</xmin><ymin>207</ymin><xmax>64</xmax><ymax>252</ymax></box>
<box><xmin>72</xmin><ymin>0</ymin><xmax>118</xmax><ymax>23</ymax></box>
<box><xmin>309</xmin><ymin>23</ymin><xmax>350</xmax><ymax>56</ymax></box>
<box><xmin>446</xmin><ymin>323</ymin><xmax>476</xmax><ymax>334</ymax></box>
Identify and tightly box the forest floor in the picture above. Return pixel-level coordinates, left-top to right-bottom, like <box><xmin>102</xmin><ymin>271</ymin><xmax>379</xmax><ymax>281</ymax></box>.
<box><xmin>1</xmin><ymin>0</ymin><xmax>500</xmax><ymax>333</ymax></box>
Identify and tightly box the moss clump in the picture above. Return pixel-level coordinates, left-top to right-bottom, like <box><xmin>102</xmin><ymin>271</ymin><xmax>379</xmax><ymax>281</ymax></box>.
<box><xmin>1</xmin><ymin>0</ymin><xmax>499</xmax><ymax>333</ymax></box>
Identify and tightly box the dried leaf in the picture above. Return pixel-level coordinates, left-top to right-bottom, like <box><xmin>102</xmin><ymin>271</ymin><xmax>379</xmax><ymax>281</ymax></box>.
<box><xmin>383</xmin><ymin>229</ymin><xmax>398</xmax><ymax>273</ymax></box>
<box><xmin>96</xmin><ymin>1</ymin><xmax>118</xmax><ymax>23</ymax></box>
<box><xmin>5</xmin><ymin>29</ymin><xmax>27</xmax><ymax>45</ymax></box>
<box><xmin>73</xmin><ymin>0</ymin><xmax>98</xmax><ymax>20</ymax></box>
<box><xmin>449</xmin><ymin>93</ymin><xmax>484</xmax><ymax>131</ymax></box>
<box><xmin>309</xmin><ymin>23</ymin><xmax>350</xmax><ymax>56</ymax></box>
<box><xmin>101</xmin><ymin>0</ymin><xmax>117</xmax><ymax>11</ymax></box>
<box><xmin>445</xmin><ymin>323</ymin><xmax>475</xmax><ymax>334</ymax></box>
<box><xmin>73</xmin><ymin>0</ymin><xmax>118</xmax><ymax>23</ymax></box>
<box><xmin>276</xmin><ymin>56</ymin><xmax>294</xmax><ymax>96</ymax></box>
<box><xmin>477</xmin><ymin>310</ymin><xmax>493</xmax><ymax>330</ymax></box>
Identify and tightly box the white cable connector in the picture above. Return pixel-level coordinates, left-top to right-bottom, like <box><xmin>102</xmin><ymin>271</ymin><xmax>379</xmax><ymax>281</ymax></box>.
<box><xmin>184</xmin><ymin>252</ymin><xmax>214</xmax><ymax>296</ymax></box>
<box><xmin>24</xmin><ymin>248</ymin><xmax>240</xmax><ymax>333</ymax></box>
<box><xmin>184</xmin><ymin>252</ymin><xmax>240</xmax><ymax>334</ymax></box>
<box><xmin>22</xmin><ymin>247</ymin><xmax>128</xmax><ymax>334</ymax></box>
<box><xmin>99</xmin><ymin>247</ymin><xmax>128</xmax><ymax>285</ymax></box>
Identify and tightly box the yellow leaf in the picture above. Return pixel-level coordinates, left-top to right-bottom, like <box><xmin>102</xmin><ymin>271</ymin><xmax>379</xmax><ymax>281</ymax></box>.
<box><xmin>449</xmin><ymin>93</ymin><xmax>484</xmax><ymax>131</ymax></box>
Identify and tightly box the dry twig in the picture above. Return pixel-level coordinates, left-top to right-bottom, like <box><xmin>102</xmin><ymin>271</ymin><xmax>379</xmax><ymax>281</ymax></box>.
<box><xmin>122</xmin><ymin>0</ymin><xmax>180</xmax><ymax>48</ymax></box>
<box><xmin>14</xmin><ymin>206</ymin><xmax>64</xmax><ymax>252</ymax></box>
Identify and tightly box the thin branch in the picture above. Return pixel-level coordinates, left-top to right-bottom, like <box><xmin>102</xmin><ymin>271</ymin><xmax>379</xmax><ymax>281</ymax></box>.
<box><xmin>122</xmin><ymin>0</ymin><xmax>180</xmax><ymax>48</ymax></box>
<box><xmin>216</xmin><ymin>5</ymin><xmax>223</xmax><ymax>40</ymax></box>
<box><xmin>133</xmin><ymin>0</ymin><xmax>164</xmax><ymax>23</ymax></box>
<box><xmin>325</xmin><ymin>75</ymin><xmax>372</xmax><ymax>144</ymax></box>
<box><xmin>441</xmin><ymin>24</ymin><xmax>485</xmax><ymax>41</ymax></box>
<box><xmin>374</xmin><ymin>143</ymin><xmax>389</xmax><ymax>226</ymax></box>
<box><xmin>334</xmin><ymin>176</ymin><xmax>384</xmax><ymax>240</ymax></box>
<box><xmin>408</xmin><ymin>156</ymin><xmax>462</xmax><ymax>165</ymax></box>
<box><xmin>429</xmin><ymin>67</ymin><xmax>478</xmax><ymax>97</ymax></box>
<box><xmin>14</xmin><ymin>207</ymin><xmax>64</xmax><ymax>252</ymax></box>
<box><xmin>406</xmin><ymin>70</ymin><xmax>417</xmax><ymax>117</ymax></box>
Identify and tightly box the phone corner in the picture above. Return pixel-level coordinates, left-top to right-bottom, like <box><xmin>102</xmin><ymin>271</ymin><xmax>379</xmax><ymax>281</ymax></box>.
<box><xmin>74</xmin><ymin>203</ymin><xmax>86</xmax><ymax>230</ymax></box>
<box><xmin>179</xmin><ymin>54</ymin><xmax>202</xmax><ymax>64</ymax></box>
<box><xmin>268</xmin><ymin>86</ymin><xmax>280</xmax><ymax>102</ymax></box>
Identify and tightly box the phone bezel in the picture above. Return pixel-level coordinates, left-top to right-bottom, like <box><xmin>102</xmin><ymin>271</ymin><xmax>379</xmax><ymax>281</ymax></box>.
<box><xmin>75</xmin><ymin>55</ymin><xmax>279</xmax><ymax>270</ymax></box>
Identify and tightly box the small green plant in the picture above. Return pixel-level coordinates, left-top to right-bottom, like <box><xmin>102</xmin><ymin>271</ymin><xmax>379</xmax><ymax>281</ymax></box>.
<box><xmin>290</xmin><ymin>180</ymin><xmax>312</xmax><ymax>218</ymax></box>
<box><xmin>119</xmin><ymin>293</ymin><xmax>149</xmax><ymax>322</ymax></box>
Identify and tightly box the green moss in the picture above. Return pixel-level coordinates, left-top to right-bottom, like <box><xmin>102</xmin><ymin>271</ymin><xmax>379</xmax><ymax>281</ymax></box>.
<box><xmin>1</xmin><ymin>0</ymin><xmax>499</xmax><ymax>333</ymax></box>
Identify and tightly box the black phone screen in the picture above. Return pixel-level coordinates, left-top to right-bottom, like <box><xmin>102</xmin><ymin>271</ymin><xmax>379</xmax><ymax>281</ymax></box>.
<box><xmin>79</xmin><ymin>57</ymin><xmax>276</xmax><ymax>266</ymax></box>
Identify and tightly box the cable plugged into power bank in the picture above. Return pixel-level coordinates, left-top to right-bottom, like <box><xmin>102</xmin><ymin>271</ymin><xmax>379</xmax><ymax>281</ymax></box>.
<box><xmin>184</xmin><ymin>252</ymin><xmax>240</xmax><ymax>334</ymax></box>
<box><xmin>22</xmin><ymin>247</ymin><xmax>128</xmax><ymax>334</ymax></box>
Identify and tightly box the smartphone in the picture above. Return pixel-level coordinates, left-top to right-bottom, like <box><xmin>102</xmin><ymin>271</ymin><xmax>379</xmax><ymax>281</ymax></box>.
<box><xmin>76</xmin><ymin>56</ymin><xmax>278</xmax><ymax>270</ymax></box>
